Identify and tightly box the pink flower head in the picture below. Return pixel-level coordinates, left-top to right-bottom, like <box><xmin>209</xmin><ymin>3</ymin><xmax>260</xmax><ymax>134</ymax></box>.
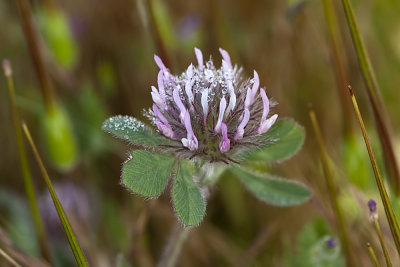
<box><xmin>146</xmin><ymin>48</ymin><xmax>278</xmax><ymax>162</ymax></box>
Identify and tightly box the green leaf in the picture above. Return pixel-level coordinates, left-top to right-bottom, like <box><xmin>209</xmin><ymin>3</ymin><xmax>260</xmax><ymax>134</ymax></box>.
<box><xmin>172</xmin><ymin>162</ymin><xmax>206</xmax><ymax>226</ymax></box>
<box><xmin>232</xmin><ymin>119</ymin><xmax>305</xmax><ymax>163</ymax></box>
<box><xmin>122</xmin><ymin>150</ymin><xmax>175</xmax><ymax>197</ymax></box>
<box><xmin>102</xmin><ymin>115</ymin><xmax>170</xmax><ymax>148</ymax></box>
<box><xmin>230</xmin><ymin>165</ymin><xmax>311</xmax><ymax>206</ymax></box>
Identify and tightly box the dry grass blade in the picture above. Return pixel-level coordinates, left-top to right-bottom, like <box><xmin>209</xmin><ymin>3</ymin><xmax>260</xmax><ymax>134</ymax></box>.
<box><xmin>349</xmin><ymin>86</ymin><xmax>400</xmax><ymax>256</ymax></box>
<box><xmin>21</xmin><ymin>123</ymin><xmax>89</xmax><ymax>267</ymax></box>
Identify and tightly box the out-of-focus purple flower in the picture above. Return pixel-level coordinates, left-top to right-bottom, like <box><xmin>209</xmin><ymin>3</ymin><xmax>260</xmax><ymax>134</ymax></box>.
<box><xmin>326</xmin><ymin>237</ymin><xmax>337</xmax><ymax>249</ymax></box>
<box><xmin>368</xmin><ymin>199</ymin><xmax>377</xmax><ymax>213</ymax></box>
<box><xmin>177</xmin><ymin>15</ymin><xmax>201</xmax><ymax>40</ymax></box>
<box><xmin>39</xmin><ymin>181</ymin><xmax>96</xmax><ymax>236</ymax></box>
<box><xmin>146</xmin><ymin>48</ymin><xmax>278</xmax><ymax>163</ymax></box>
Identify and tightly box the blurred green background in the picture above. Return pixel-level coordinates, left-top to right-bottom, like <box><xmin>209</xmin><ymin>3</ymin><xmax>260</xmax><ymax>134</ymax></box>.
<box><xmin>1</xmin><ymin>0</ymin><xmax>400</xmax><ymax>266</ymax></box>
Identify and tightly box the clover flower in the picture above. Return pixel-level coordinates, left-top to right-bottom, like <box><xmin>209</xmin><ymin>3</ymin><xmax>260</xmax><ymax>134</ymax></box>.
<box><xmin>146</xmin><ymin>48</ymin><xmax>278</xmax><ymax>163</ymax></box>
<box><xmin>102</xmin><ymin>48</ymin><xmax>309</xmax><ymax>226</ymax></box>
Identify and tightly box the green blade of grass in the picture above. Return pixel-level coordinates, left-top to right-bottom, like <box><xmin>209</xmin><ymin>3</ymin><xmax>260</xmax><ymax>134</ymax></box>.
<box><xmin>22</xmin><ymin>123</ymin><xmax>89</xmax><ymax>267</ymax></box>
<box><xmin>2</xmin><ymin>60</ymin><xmax>52</xmax><ymax>264</ymax></box>
<box><xmin>309</xmin><ymin>108</ymin><xmax>356</xmax><ymax>266</ymax></box>
<box><xmin>349</xmin><ymin>87</ymin><xmax>400</xmax><ymax>256</ymax></box>
<box><xmin>341</xmin><ymin>0</ymin><xmax>400</xmax><ymax>194</ymax></box>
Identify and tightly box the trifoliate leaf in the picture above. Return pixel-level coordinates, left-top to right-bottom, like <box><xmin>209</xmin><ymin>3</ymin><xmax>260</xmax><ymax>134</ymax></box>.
<box><xmin>172</xmin><ymin>162</ymin><xmax>206</xmax><ymax>226</ymax></box>
<box><xmin>230</xmin><ymin>165</ymin><xmax>311</xmax><ymax>206</ymax></box>
<box><xmin>122</xmin><ymin>150</ymin><xmax>175</xmax><ymax>197</ymax></box>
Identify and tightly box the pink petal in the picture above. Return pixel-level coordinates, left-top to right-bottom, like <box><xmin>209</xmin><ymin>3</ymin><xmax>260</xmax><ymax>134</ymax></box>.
<box><xmin>214</xmin><ymin>97</ymin><xmax>227</xmax><ymax>133</ymax></box>
<box><xmin>234</xmin><ymin>109</ymin><xmax>250</xmax><ymax>141</ymax></box>
<box><xmin>173</xmin><ymin>87</ymin><xmax>186</xmax><ymax>122</ymax></box>
<box><xmin>219</xmin><ymin>123</ymin><xmax>230</xmax><ymax>153</ymax></box>
<box><xmin>154</xmin><ymin>54</ymin><xmax>167</xmax><ymax>71</ymax></box>
<box><xmin>250</xmin><ymin>70</ymin><xmax>259</xmax><ymax>104</ymax></box>
<box><xmin>194</xmin><ymin>47</ymin><xmax>203</xmax><ymax>69</ymax></box>
<box><xmin>260</xmin><ymin>88</ymin><xmax>270</xmax><ymax>122</ymax></box>
<box><xmin>219</xmin><ymin>48</ymin><xmax>232</xmax><ymax>70</ymax></box>
<box><xmin>257</xmin><ymin>114</ymin><xmax>278</xmax><ymax>135</ymax></box>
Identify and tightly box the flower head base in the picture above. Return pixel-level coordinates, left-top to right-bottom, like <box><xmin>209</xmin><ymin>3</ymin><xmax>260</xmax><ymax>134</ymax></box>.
<box><xmin>146</xmin><ymin>48</ymin><xmax>278</xmax><ymax>163</ymax></box>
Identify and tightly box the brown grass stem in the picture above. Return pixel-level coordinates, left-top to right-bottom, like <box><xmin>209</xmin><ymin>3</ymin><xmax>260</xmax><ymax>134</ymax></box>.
<box><xmin>349</xmin><ymin>86</ymin><xmax>400</xmax><ymax>256</ymax></box>
<box><xmin>341</xmin><ymin>0</ymin><xmax>400</xmax><ymax>195</ymax></box>
<box><xmin>15</xmin><ymin>0</ymin><xmax>55</xmax><ymax>111</ymax></box>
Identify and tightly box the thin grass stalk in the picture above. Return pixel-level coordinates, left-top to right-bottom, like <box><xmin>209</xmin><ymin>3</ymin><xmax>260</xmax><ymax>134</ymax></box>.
<box><xmin>309</xmin><ymin>109</ymin><xmax>356</xmax><ymax>266</ymax></box>
<box><xmin>15</xmin><ymin>0</ymin><xmax>55</xmax><ymax>111</ymax></box>
<box><xmin>349</xmin><ymin>87</ymin><xmax>400</xmax><ymax>256</ymax></box>
<box><xmin>0</xmin><ymin>247</ymin><xmax>22</xmax><ymax>267</ymax></box>
<box><xmin>2</xmin><ymin>60</ymin><xmax>52</xmax><ymax>264</ymax></box>
<box><xmin>373</xmin><ymin>217</ymin><xmax>392</xmax><ymax>267</ymax></box>
<box><xmin>22</xmin><ymin>123</ymin><xmax>89</xmax><ymax>267</ymax></box>
<box><xmin>367</xmin><ymin>242</ymin><xmax>381</xmax><ymax>267</ymax></box>
<box><xmin>341</xmin><ymin>0</ymin><xmax>400</xmax><ymax>194</ymax></box>
<box><xmin>321</xmin><ymin>0</ymin><xmax>353</xmax><ymax>133</ymax></box>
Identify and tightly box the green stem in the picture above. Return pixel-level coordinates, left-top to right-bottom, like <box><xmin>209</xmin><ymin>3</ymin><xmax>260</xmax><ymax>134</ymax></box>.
<box><xmin>22</xmin><ymin>123</ymin><xmax>89</xmax><ymax>267</ymax></box>
<box><xmin>349</xmin><ymin>87</ymin><xmax>400</xmax><ymax>256</ymax></box>
<box><xmin>367</xmin><ymin>243</ymin><xmax>381</xmax><ymax>267</ymax></box>
<box><xmin>373</xmin><ymin>217</ymin><xmax>392</xmax><ymax>267</ymax></box>
<box><xmin>309</xmin><ymin>109</ymin><xmax>356</xmax><ymax>266</ymax></box>
<box><xmin>2</xmin><ymin>60</ymin><xmax>52</xmax><ymax>264</ymax></box>
<box><xmin>341</xmin><ymin>0</ymin><xmax>400</xmax><ymax>195</ymax></box>
<box><xmin>159</xmin><ymin>225</ymin><xmax>190</xmax><ymax>267</ymax></box>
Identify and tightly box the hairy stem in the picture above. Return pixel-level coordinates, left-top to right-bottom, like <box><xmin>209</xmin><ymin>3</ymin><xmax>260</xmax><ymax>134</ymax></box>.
<box><xmin>158</xmin><ymin>224</ymin><xmax>190</xmax><ymax>267</ymax></box>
